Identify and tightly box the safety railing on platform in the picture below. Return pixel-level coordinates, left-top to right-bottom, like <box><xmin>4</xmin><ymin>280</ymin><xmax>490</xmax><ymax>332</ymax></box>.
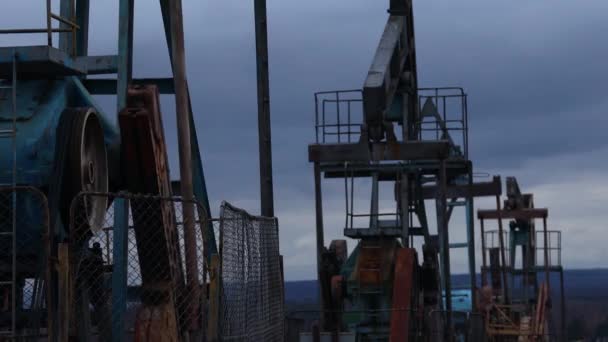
<box><xmin>417</xmin><ymin>87</ymin><xmax>469</xmax><ymax>159</ymax></box>
<box><xmin>314</xmin><ymin>90</ymin><xmax>363</xmax><ymax>144</ymax></box>
<box><xmin>343</xmin><ymin>168</ymin><xmax>403</xmax><ymax>234</ymax></box>
<box><xmin>0</xmin><ymin>186</ymin><xmax>50</xmax><ymax>339</ymax></box>
<box><xmin>483</xmin><ymin>229</ymin><xmax>562</xmax><ymax>268</ymax></box>
<box><xmin>313</xmin><ymin>88</ymin><xmax>469</xmax><ymax>159</ymax></box>
<box><xmin>68</xmin><ymin>192</ymin><xmax>210</xmax><ymax>341</ymax></box>
<box><xmin>219</xmin><ymin>201</ymin><xmax>284</xmax><ymax>342</ymax></box>
<box><xmin>0</xmin><ymin>0</ymin><xmax>79</xmax><ymax>55</ymax></box>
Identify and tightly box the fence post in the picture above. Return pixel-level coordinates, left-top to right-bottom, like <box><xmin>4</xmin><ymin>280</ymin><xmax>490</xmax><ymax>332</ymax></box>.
<box><xmin>112</xmin><ymin>197</ymin><xmax>129</xmax><ymax>341</ymax></box>
<box><xmin>57</xmin><ymin>243</ymin><xmax>70</xmax><ymax>342</ymax></box>
<box><xmin>208</xmin><ymin>254</ymin><xmax>220</xmax><ymax>342</ymax></box>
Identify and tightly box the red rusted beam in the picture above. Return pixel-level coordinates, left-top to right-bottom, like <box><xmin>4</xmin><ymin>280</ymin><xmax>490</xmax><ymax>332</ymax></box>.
<box><xmin>390</xmin><ymin>248</ymin><xmax>417</xmax><ymax>342</ymax></box>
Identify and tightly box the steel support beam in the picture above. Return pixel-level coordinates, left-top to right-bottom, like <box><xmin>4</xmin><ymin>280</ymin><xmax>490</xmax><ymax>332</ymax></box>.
<box><xmin>166</xmin><ymin>0</ymin><xmax>201</xmax><ymax>332</ymax></box>
<box><xmin>309</xmin><ymin>140</ymin><xmax>450</xmax><ymax>162</ymax></box>
<box><xmin>84</xmin><ymin>78</ymin><xmax>175</xmax><ymax>94</ymax></box>
<box><xmin>75</xmin><ymin>0</ymin><xmax>90</xmax><ymax>56</ymax></box>
<box><xmin>480</xmin><ymin>218</ymin><xmax>487</xmax><ymax>286</ymax></box>
<box><xmin>313</xmin><ymin>163</ymin><xmax>326</xmax><ymax>325</ymax></box>
<box><xmin>159</xmin><ymin>0</ymin><xmax>216</xmax><ymax>259</ymax></box>
<box><xmin>111</xmin><ymin>198</ymin><xmax>129</xmax><ymax>341</ymax></box>
<box><xmin>495</xmin><ymin>195</ymin><xmax>510</xmax><ymax>304</ymax></box>
<box><xmin>477</xmin><ymin>208</ymin><xmax>548</xmax><ymax>220</ymax></box>
<box><xmin>466</xmin><ymin>165</ymin><xmax>476</xmax><ymax>310</ymax></box>
<box><xmin>559</xmin><ymin>269</ymin><xmax>566</xmax><ymax>342</ymax></box>
<box><xmin>117</xmin><ymin>0</ymin><xmax>134</xmax><ymax>112</ymax></box>
<box><xmin>58</xmin><ymin>0</ymin><xmax>73</xmax><ymax>53</ymax></box>
<box><xmin>254</xmin><ymin>0</ymin><xmax>275</xmax><ymax>217</ymax></box>
<box><xmin>436</xmin><ymin>159</ymin><xmax>452</xmax><ymax>336</ymax></box>
<box><xmin>422</xmin><ymin>176</ymin><xmax>501</xmax><ymax>199</ymax></box>
<box><xmin>400</xmin><ymin>173</ymin><xmax>410</xmax><ymax>246</ymax></box>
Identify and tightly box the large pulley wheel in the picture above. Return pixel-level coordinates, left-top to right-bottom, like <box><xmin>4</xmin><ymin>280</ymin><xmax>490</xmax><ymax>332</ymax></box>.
<box><xmin>64</xmin><ymin>108</ymin><xmax>109</xmax><ymax>233</ymax></box>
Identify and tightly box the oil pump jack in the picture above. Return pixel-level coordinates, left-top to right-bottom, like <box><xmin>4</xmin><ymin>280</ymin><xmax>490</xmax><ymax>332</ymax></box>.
<box><xmin>307</xmin><ymin>0</ymin><xmax>504</xmax><ymax>340</ymax></box>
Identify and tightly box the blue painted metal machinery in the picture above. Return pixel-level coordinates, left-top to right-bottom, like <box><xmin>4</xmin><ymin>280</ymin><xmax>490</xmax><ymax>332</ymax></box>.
<box><xmin>0</xmin><ymin>1</ymin><xmax>216</xmax><ymax>339</ymax></box>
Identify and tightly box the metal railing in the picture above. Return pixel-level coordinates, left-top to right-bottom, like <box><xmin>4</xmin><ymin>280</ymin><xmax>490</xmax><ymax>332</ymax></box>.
<box><xmin>0</xmin><ymin>0</ymin><xmax>79</xmax><ymax>55</ymax></box>
<box><xmin>483</xmin><ymin>229</ymin><xmax>562</xmax><ymax>268</ymax></box>
<box><xmin>418</xmin><ymin>87</ymin><xmax>469</xmax><ymax>159</ymax></box>
<box><xmin>314</xmin><ymin>90</ymin><xmax>363</xmax><ymax>144</ymax></box>
<box><xmin>313</xmin><ymin>88</ymin><xmax>469</xmax><ymax>160</ymax></box>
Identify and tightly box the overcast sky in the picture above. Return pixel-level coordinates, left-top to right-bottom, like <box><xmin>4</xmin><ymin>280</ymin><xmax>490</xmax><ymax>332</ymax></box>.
<box><xmin>2</xmin><ymin>0</ymin><xmax>607</xmax><ymax>280</ymax></box>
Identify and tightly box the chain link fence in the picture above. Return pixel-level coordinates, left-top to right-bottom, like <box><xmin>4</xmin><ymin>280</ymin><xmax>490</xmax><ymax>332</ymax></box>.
<box><xmin>0</xmin><ymin>186</ymin><xmax>50</xmax><ymax>339</ymax></box>
<box><xmin>69</xmin><ymin>192</ymin><xmax>210</xmax><ymax>341</ymax></box>
<box><xmin>219</xmin><ymin>201</ymin><xmax>283</xmax><ymax>342</ymax></box>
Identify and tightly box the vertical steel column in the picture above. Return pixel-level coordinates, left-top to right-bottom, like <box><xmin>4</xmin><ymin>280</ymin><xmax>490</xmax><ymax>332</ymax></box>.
<box><xmin>495</xmin><ymin>196</ymin><xmax>509</xmax><ymax>304</ymax></box>
<box><xmin>114</xmin><ymin>7</ymin><xmax>133</xmax><ymax>338</ymax></box>
<box><xmin>59</xmin><ymin>0</ymin><xmax>72</xmax><ymax>53</ymax></box>
<box><xmin>480</xmin><ymin>218</ymin><xmax>487</xmax><ymax>286</ymax></box>
<box><xmin>111</xmin><ymin>198</ymin><xmax>129</xmax><ymax>341</ymax></box>
<box><xmin>435</xmin><ymin>159</ymin><xmax>452</xmax><ymax>336</ymax></box>
<box><xmin>254</xmin><ymin>0</ymin><xmax>275</xmax><ymax>217</ymax></box>
<box><xmin>158</xmin><ymin>0</ymin><xmax>217</xmax><ymax>260</ymax></box>
<box><xmin>466</xmin><ymin>163</ymin><xmax>476</xmax><ymax>309</ymax></box>
<box><xmin>167</xmin><ymin>0</ymin><xmax>201</xmax><ymax>331</ymax></box>
<box><xmin>75</xmin><ymin>0</ymin><xmax>90</xmax><ymax>56</ymax></box>
<box><xmin>116</xmin><ymin>0</ymin><xmax>134</xmax><ymax>112</ymax></box>
<box><xmin>370</xmin><ymin>172</ymin><xmax>379</xmax><ymax>229</ymax></box>
<box><xmin>559</xmin><ymin>269</ymin><xmax>566</xmax><ymax>342</ymax></box>
<box><xmin>10</xmin><ymin>52</ymin><xmax>17</xmax><ymax>339</ymax></box>
<box><xmin>542</xmin><ymin>217</ymin><xmax>550</xmax><ymax>288</ymax></box>
<box><xmin>46</xmin><ymin>0</ymin><xmax>52</xmax><ymax>46</ymax></box>
<box><xmin>313</xmin><ymin>163</ymin><xmax>326</xmax><ymax>324</ymax></box>
<box><xmin>400</xmin><ymin>173</ymin><xmax>410</xmax><ymax>246</ymax></box>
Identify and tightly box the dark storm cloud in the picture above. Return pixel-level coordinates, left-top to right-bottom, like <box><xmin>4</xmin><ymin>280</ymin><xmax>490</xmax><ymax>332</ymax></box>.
<box><xmin>157</xmin><ymin>0</ymin><xmax>608</xmax><ymax>218</ymax></box>
<box><xmin>2</xmin><ymin>0</ymin><xmax>606</xmax><ymax>278</ymax></box>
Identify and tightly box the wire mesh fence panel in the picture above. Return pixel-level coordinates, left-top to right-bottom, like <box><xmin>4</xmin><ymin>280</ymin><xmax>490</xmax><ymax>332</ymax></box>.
<box><xmin>219</xmin><ymin>201</ymin><xmax>284</xmax><ymax>342</ymax></box>
<box><xmin>69</xmin><ymin>192</ymin><xmax>210</xmax><ymax>341</ymax></box>
<box><xmin>0</xmin><ymin>186</ymin><xmax>50</xmax><ymax>339</ymax></box>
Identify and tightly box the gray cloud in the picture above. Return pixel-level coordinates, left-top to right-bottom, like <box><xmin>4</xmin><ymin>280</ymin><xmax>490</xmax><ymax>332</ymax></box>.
<box><xmin>1</xmin><ymin>0</ymin><xmax>606</xmax><ymax>280</ymax></box>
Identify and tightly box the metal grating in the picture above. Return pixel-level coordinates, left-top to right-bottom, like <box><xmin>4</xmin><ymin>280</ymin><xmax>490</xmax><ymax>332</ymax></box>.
<box><xmin>219</xmin><ymin>201</ymin><xmax>283</xmax><ymax>342</ymax></box>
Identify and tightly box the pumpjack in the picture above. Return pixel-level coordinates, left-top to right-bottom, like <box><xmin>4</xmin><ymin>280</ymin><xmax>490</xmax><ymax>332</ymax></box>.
<box><xmin>478</xmin><ymin>177</ymin><xmax>566</xmax><ymax>341</ymax></box>
<box><xmin>306</xmin><ymin>0</ymin><xmax>505</xmax><ymax>340</ymax></box>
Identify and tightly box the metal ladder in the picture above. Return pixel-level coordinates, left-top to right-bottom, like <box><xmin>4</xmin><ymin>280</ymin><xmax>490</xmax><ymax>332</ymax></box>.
<box><xmin>0</xmin><ymin>52</ymin><xmax>18</xmax><ymax>336</ymax></box>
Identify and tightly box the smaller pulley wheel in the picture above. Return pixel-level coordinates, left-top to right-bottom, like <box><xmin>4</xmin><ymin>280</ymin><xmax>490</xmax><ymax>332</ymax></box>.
<box><xmin>64</xmin><ymin>108</ymin><xmax>109</xmax><ymax>233</ymax></box>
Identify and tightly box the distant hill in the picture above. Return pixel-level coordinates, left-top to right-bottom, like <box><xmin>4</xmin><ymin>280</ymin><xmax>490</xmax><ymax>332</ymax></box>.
<box><xmin>285</xmin><ymin>268</ymin><xmax>608</xmax><ymax>303</ymax></box>
<box><xmin>284</xmin><ymin>269</ymin><xmax>608</xmax><ymax>338</ymax></box>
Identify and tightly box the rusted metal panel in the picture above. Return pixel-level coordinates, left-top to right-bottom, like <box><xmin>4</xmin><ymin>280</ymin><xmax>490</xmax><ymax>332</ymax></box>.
<box><xmin>353</xmin><ymin>239</ymin><xmax>398</xmax><ymax>286</ymax></box>
<box><xmin>134</xmin><ymin>304</ymin><xmax>179</xmax><ymax>342</ymax></box>
<box><xmin>477</xmin><ymin>208</ymin><xmax>548</xmax><ymax>220</ymax></box>
<box><xmin>389</xmin><ymin>248</ymin><xmax>417</xmax><ymax>342</ymax></box>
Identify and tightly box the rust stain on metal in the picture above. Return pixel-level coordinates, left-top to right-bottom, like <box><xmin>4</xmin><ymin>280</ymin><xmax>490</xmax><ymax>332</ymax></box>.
<box><xmin>390</xmin><ymin>248</ymin><xmax>417</xmax><ymax>342</ymax></box>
